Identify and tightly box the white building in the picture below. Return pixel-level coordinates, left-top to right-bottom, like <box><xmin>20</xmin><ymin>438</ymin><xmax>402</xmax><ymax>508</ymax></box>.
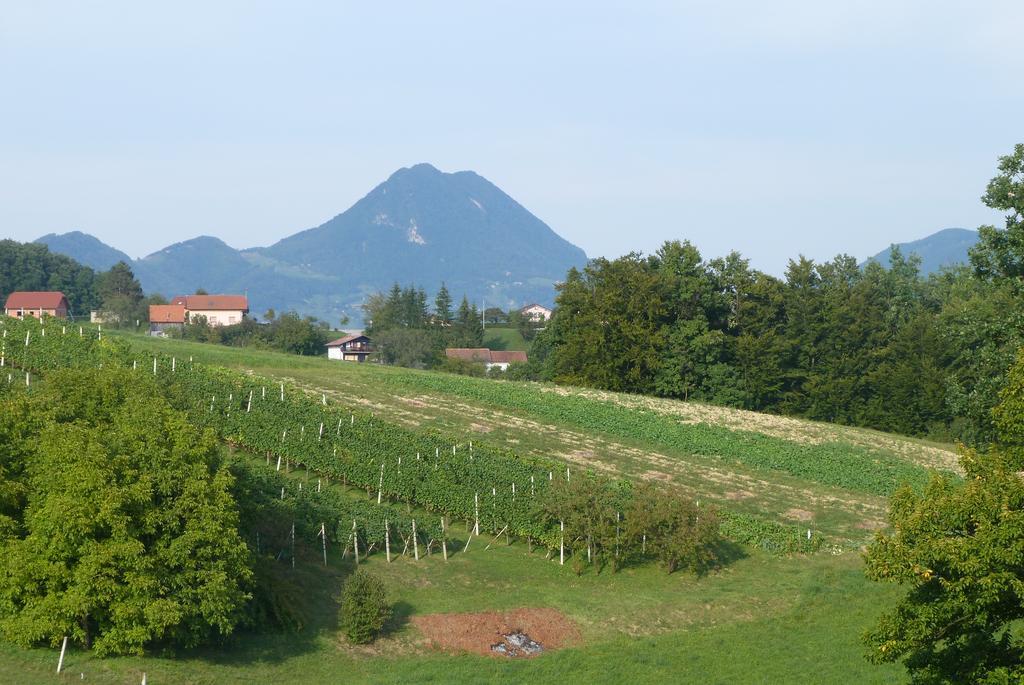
<box><xmin>519</xmin><ymin>303</ymin><xmax>553</xmax><ymax>322</ymax></box>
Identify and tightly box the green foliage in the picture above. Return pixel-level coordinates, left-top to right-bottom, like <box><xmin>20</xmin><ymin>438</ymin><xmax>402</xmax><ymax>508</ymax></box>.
<box><xmin>0</xmin><ymin>239</ymin><xmax>102</xmax><ymax>316</ymax></box>
<box><xmin>0</xmin><ymin>368</ymin><xmax>252</xmax><ymax>656</ymax></box>
<box><xmin>863</xmin><ymin>449</ymin><xmax>1024</xmax><ymax>684</ymax></box>
<box><xmin>96</xmin><ymin>261</ymin><xmax>145</xmax><ymax>326</ymax></box>
<box><xmin>339</xmin><ymin>570</ymin><xmax>391</xmax><ymax>644</ymax></box>
<box><xmin>970</xmin><ymin>143</ymin><xmax>1024</xmax><ymax>284</ymax></box>
<box><xmin>863</xmin><ymin>345</ymin><xmax>1024</xmax><ymax>683</ymax></box>
<box><xmin>625</xmin><ymin>482</ymin><xmax>720</xmax><ymax>574</ymax></box>
<box><xmin>177</xmin><ymin>311</ymin><xmax>332</xmax><ymax>356</ymax></box>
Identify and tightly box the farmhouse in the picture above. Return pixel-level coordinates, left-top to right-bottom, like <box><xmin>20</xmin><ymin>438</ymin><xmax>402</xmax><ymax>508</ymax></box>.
<box><xmin>4</xmin><ymin>291</ymin><xmax>70</xmax><ymax>319</ymax></box>
<box><xmin>446</xmin><ymin>347</ymin><xmax>528</xmax><ymax>371</ymax></box>
<box><xmin>326</xmin><ymin>334</ymin><xmax>374</xmax><ymax>362</ymax></box>
<box><xmin>148</xmin><ymin>304</ymin><xmax>187</xmax><ymax>334</ymax></box>
<box><xmin>519</xmin><ymin>303</ymin><xmax>553</xmax><ymax>322</ymax></box>
<box><xmin>169</xmin><ymin>294</ymin><xmax>249</xmax><ymax>327</ymax></box>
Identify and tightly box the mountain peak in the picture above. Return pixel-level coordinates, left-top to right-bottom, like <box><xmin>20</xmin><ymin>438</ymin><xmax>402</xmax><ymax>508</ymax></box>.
<box><xmin>34</xmin><ymin>231</ymin><xmax>133</xmax><ymax>271</ymax></box>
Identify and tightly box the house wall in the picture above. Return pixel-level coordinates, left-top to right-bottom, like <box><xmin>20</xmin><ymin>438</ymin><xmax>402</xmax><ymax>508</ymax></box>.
<box><xmin>328</xmin><ymin>347</ymin><xmax>343</xmax><ymax>360</ymax></box>
<box><xmin>5</xmin><ymin>307</ymin><xmax>66</xmax><ymax>319</ymax></box>
<box><xmin>522</xmin><ymin>305</ymin><xmax>552</xmax><ymax>321</ymax></box>
<box><xmin>188</xmin><ymin>309</ymin><xmax>244</xmax><ymax>327</ymax></box>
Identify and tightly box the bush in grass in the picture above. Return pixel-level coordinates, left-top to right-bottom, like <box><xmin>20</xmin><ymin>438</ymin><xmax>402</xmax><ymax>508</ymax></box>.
<box><xmin>339</xmin><ymin>570</ymin><xmax>391</xmax><ymax>644</ymax></box>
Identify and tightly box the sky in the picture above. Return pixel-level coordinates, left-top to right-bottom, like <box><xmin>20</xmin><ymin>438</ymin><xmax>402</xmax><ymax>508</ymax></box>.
<box><xmin>1</xmin><ymin>1</ymin><xmax>1021</xmax><ymax>275</ymax></box>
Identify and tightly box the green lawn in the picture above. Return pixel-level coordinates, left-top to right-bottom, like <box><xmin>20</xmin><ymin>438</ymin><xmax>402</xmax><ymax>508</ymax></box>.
<box><xmin>482</xmin><ymin>325</ymin><xmax>528</xmax><ymax>351</ymax></box>
<box><xmin>0</xmin><ymin>542</ymin><xmax>904</xmax><ymax>684</ymax></box>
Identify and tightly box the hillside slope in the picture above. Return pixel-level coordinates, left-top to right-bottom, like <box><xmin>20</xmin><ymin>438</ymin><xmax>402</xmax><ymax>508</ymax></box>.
<box><xmin>122</xmin><ymin>333</ymin><xmax>958</xmax><ymax>548</ymax></box>
<box><xmin>865</xmin><ymin>227</ymin><xmax>979</xmax><ymax>274</ymax></box>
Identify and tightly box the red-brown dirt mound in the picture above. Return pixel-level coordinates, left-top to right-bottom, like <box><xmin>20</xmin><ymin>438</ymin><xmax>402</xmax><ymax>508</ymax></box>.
<box><xmin>411</xmin><ymin>607</ymin><xmax>581</xmax><ymax>657</ymax></box>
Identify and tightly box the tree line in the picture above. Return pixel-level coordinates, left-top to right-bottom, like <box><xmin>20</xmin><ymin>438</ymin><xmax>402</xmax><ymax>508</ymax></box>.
<box><xmin>523</xmin><ymin>145</ymin><xmax>1024</xmax><ymax>446</ymax></box>
<box><xmin>0</xmin><ymin>242</ymin><xmax>162</xmax><ymax>323</ymax></box>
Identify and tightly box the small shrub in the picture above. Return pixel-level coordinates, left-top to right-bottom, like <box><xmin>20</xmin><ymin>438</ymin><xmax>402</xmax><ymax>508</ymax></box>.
<box><xmin>339</xmin><ymin>570</ymin><xmax>391</xmax><ymax>644</ymax></box>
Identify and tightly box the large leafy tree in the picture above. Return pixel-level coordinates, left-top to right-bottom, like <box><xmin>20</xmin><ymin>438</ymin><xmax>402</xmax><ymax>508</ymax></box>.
<box><xmin>863</xmin><ymin>350</ymin><xmax>1024</xmax><ymax>683</ymax></box>
<box><xmin>970</xmin><ymin>143</ymin><xmax>1024</xmax><ymax>285</ymax></box>
<box><xmin>0</xmin><ymin>369</ymin><xmax>252</xmax><ymax>655</ymax></box>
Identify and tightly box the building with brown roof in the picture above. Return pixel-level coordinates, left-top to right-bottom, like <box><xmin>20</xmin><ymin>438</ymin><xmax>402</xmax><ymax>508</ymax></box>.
<box><xmin>148</xmin><ymin>304</ymin><xmax>187</xmax><ymax>334</ymax></box>
<box><xmin>445</xmin><ymin>347</ymin><xmax>527</xmax><ymax>371</ymax></box>
<box><xmin>166</xmin><ymin>294</ymin><xmax>249</xmax><ymax>327</ymax></box>
<box><xmin>4</xmin><ymin>291</ymin><xmax>70</xmax><ymax>319</ymax></box>
<box><xmin>326</xmin><ymin>334</ymin><xmax>374</xmax><ymax>362</ymax></box>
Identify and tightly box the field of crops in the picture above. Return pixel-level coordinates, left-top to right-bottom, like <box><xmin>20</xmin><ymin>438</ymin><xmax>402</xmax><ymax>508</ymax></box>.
<box><xmin>117</xmin><ymin>332</ymin><xmax>958</xmax><ymax>548</ymax></box>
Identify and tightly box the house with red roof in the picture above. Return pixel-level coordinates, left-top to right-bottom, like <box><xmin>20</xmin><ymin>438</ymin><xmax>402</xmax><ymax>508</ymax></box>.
<box><xmin>4</xmin><ymin>291</ymin><xmax>70</xmax><ymax>319</ymax></box>
<box><xmin>170</xmin><ymin>294</ymin><xmax>248</xmax><ymax>327</ymax></box>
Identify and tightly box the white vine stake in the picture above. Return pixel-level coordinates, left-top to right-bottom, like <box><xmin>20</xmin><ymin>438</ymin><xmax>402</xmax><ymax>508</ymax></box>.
<box><xmin>412</xmin><ymin>520</ymin><xmax>419</xmax><ymax>560</ymax></box>
<box><xmin>262</xmin><ymin>385</ymin><xmax>266</xmax><ymax>399</ymax></box>
<box><xmin>441</xmin><ymin>518</ymin><xmax>448</xmax><ymax>560</ymax></box>
<box><xmin>322</xmin><ymin>393</ymin><xmax>326</xmax><ymax>406</ymax></box>
<box><xmin>318</xmin><ymin>422</ymin><xmax>324</xmax><ymax>441</ymax></box>
<box><xmin>385</xmin><ymin>519</ymin><xmax>392</xmax><ymax>562</ymax></box>
<box><xmin>291</xmin><ymin>523</ymin><xmax>296</xmax><ymax>568</ymax></box>
<box><xmin>320</xmin><ymin>522</ymin><xmax>328</xmax><ymax>566</ymax></box>
<box><xmin>56</xmin><ymin>635</ymin><xmax>68</xmax><ymax>673</ymax></box>
<box><xmin>276</xmin><ymin>455</ymin><xmax>282</xmax><ymax>471</ymax></box>
<box><xmin>171</xmin><ymin>356</ymin><xmax>176</xmax><ymax>372</ymax></box>
<box><xmin>352</xmin><ymin>520</ymin><xmax>359</xmax><ymax>565</ymax></box>
<box><xmin>531</xmin><ymin>475</ymin><xmax>535</xmax><ymax>496</ymax></box>
<box><xmin>474</xmin><ymin>493</ymin><xmax>480</xmax><ymax>535</ymax></box>
<box><xmin>152</xmin><ymin>357</ymin><xmax>157</xmax><ymax>374</ymax></box>
<box><xmin>280</xmin><ymin>383</ymin><xmax>284</xmax><ymax>401</ymax></box>
<box><xmin>377</xmin><ymin>463</ymin><xmax>385</xmax><ymax>504</ymax></box>
<box><xmin>247</xmin><ymin>390</ymin><xmax>253</xmax><ymax>412</ymax></box>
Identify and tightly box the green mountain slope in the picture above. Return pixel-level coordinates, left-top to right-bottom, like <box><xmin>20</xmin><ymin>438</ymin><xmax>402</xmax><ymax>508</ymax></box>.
<box><xmin>865</xmin><ymin>227</ymin><xmax>979</xmax><ymax>274</ymax></box>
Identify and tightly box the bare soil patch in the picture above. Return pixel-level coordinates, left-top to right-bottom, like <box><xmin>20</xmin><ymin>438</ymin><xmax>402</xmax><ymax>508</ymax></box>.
<box><xmin>411</xmin><ymin>608</ymin><xmax>581</xmax><ymax>657</ymax></box>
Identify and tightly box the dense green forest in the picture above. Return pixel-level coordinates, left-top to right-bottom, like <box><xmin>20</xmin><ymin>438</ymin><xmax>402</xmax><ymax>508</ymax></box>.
<box><xmin>523</xmin><ymin>145</ymin><xmax>1024</xmax><ymax>445</ymax></box>
<box><xmin>0</xmin><ymin>242</ymin><xmax>163</xmax><ymax>325</ymax></box>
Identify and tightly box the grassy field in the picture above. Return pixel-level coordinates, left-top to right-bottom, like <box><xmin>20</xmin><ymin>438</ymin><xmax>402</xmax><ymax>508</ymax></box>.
<box><xmin>482</xmin><ymin>326</ymin><xmax>528</xmax><ymax>351</ymax></box>
<box><xmin>0</xmin><ymin>332</ymin><xmax>944</xmax><ymax>683</ymax></box>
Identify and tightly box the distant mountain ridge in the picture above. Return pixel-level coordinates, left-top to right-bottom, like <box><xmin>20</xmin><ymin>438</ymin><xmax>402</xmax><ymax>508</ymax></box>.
<box><xmin>35</xmin><ymin>164</ymin><xmax>588</xmax><ymax>323</ymax></box>
<box><xmin>864</xmin><ymin>228</ymin><xmax>979</xmax><ymax>274</ymax></box>
<box><xmin>34</xmin><ymin>231</ymin><xmax>133</xmax><ymax>272</ymax></box>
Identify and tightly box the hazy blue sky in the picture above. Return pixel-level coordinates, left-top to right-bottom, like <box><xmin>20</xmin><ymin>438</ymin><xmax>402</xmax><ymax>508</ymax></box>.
<box><xmin>1</xmin><ymin>1</ymin><xmax>1020</xmax><ymax>274</ymax></box>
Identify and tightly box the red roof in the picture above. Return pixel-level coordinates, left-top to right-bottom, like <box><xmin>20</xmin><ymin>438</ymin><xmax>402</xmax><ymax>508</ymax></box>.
<box><xmin>4</xmin><ymin>291</ymin><xmax>69</xmax><ymax>311</ymax></box>
<box><xmin>326</xmin><ymin>334</ymin><xmax>370</xmax><ymax>347</ymax></box>
<box><xmin>445</xmin><ymin>348</ymin><xmax>527</xmax><ymax>364</ymax></box>
<box><xmin>149</xmin><ymin>304</ymin><xmax>186</xmax><ymax>324</ymax></box>
<box><xmin>446</xmin><ymin>348</ymin><xmax>492</xmax><ymax>363</ymax></box>
<box><xmin>173</xmin><ymin>295</ymin><xmax>249</xmax><ymax>312</ymax></box>
<box><xmin>489</xmin><ymin>350</ymin><xmax>528</xmax><ymax>364</ymax></box>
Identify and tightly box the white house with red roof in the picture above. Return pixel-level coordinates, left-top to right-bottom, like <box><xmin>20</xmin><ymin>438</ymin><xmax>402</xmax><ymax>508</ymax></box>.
<box><xmin>167</xmin><ymin>294</ymin><xmax>249</xmax><ymax>327</ymax></box>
